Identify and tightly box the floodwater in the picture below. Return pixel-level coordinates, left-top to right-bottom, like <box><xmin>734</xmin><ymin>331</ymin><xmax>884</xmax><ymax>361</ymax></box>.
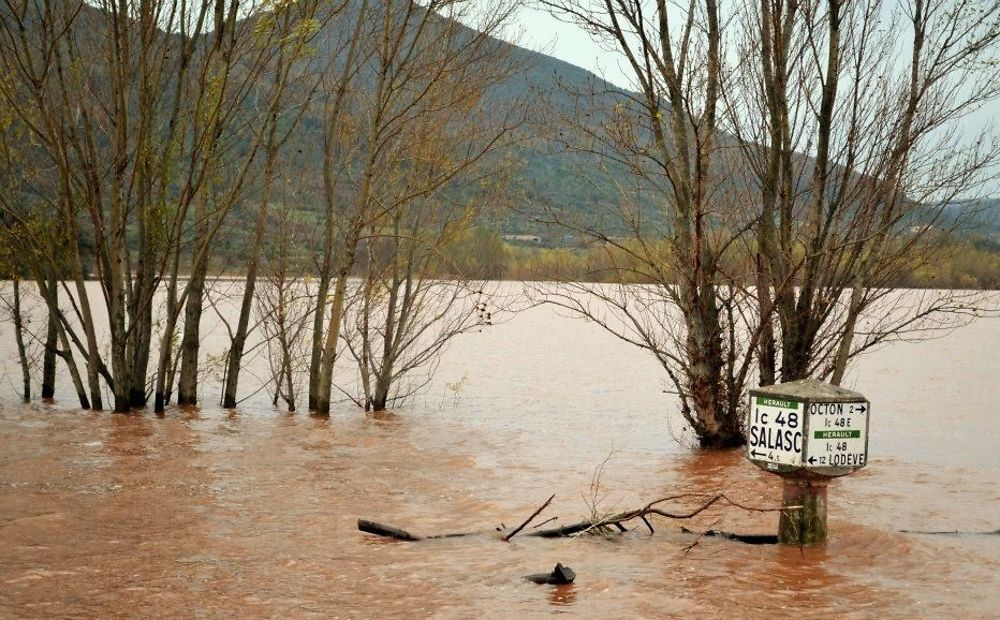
<box><xmin>1</xmin><ymin>285</ymin><xmax>999</xmax><ymax>618</ymax></box>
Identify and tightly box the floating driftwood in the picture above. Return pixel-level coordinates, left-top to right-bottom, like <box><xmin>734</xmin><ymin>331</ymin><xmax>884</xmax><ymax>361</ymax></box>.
<box><xmin>358</xmin><ymin>493</ymin><xmax>794</xmax><ymax>543</ymax></box>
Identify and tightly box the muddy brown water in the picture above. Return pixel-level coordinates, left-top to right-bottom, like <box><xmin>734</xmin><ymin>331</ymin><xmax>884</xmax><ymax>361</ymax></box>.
<box><xmin>1</xmin><ymin>286</ymin><xmax>999</xmax><ymax>618</ymax></box>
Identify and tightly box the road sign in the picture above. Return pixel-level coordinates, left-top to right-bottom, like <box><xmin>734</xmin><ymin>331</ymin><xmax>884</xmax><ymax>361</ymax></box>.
<box><xmin>746</xmin><ymin>378</ymin><xmax>872</xmax><ymax>546</ymax></box>
<box><xmin>804</xmin><ymin>401</ymin><xmax>869</xmax><ymax>468</ymax></box>
<box><xmin>747</xmin><ymin>395</ymin><xmax>804</xmax><ymax>466</ymax></box>
<box><xmin>747</xmin><ymin>378</ymin><xmax>870</xmax><ymax>477</ymax></box>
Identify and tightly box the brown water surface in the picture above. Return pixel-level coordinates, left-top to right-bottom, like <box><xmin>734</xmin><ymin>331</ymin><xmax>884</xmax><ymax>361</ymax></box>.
<box><xmin>1</xmin><ymin>289</ymin><xmax>999</xmax><ymax>618</ymax></box>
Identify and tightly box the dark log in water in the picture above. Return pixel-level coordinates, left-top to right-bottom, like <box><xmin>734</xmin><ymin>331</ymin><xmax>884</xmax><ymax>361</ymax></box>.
<box><xmin>525</xmin><ymin>563</ymin><xmax>576</xmax><ymax>584</ymax></box>
<box><xmin>357</xmin><ymin>519</ymin><xmax>423</xmax><ymax>541</ymax></box>
<box><xmin>357</xmin><ymin>519</ymin><xmax>486</xmax><ymax>541</ymax></box>
<box><xmin>681</xmin><ymin>527</ymin><xmax>779</xmax><ymax>545</ymax></box>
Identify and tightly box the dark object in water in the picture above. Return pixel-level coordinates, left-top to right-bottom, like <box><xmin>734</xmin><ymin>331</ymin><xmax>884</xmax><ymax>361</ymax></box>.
<box><xmin>358</xmin><ymin>519</ymin><xmax>423</xmax><ymax>541</ymax></box>
<box><xmin>681</xmin><ymin>527</ymin><xmax>778</xmax><ymax>545</ymax></box>
<box><xmin>900</xmin><ymin>529</ymin><xmax>1000</xmax><ymax>536</ymax></box>
<box><xmin>526</xmin><ymin>563</ymin><xmax>576</xmax><ymax>585</ymax></box>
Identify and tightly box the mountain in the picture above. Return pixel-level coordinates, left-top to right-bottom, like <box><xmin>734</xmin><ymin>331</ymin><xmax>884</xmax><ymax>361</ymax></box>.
<box><xmin>7</xmin><ymin>0</ymin><xmax>998</xmax><ymax>249</ymax></box>
<box><xmin>942</xmin><ymin>199</ymin><xmax>1000</xmax><ymax>244</ymax></box>
<box><xmin>289</xmin><ymin>2</ymin><xmax>641</xmax><ymax>238</ymax></box>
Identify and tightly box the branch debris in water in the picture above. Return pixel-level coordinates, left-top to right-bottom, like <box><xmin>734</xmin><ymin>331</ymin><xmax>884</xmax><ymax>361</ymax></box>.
<box><xmin>358</xmin><ymin>493</ymin><xmax>797</xmax><ymax>542</ymax></box>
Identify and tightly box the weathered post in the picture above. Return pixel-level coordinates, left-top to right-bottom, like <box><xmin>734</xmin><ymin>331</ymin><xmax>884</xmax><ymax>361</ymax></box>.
<box><xmin>746</xmin><ymin>379</ymin><xmax>870</xmax><ymax>545</ymax></box>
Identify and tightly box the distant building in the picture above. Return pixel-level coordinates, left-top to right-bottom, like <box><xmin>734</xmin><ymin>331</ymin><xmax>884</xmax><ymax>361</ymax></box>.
<box><xmin>502</xmin><ymin>234</ymin><xmax>543</xmax><ymax>243</ymax></box>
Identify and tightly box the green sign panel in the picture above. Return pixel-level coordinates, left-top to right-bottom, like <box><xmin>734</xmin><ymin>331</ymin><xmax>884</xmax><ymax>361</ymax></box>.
<box><xmin>814</xmin><ymin>430</ymin><xmax>862</xmax><ymax>439</ymax></box>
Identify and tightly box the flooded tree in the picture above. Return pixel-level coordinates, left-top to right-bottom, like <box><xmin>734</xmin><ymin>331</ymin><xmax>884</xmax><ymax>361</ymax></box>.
<box><xmin>0</xmin><ymin>60</ymin><xmax>87</xmax><ymax>406</ymax></box>
<box><xmin>0</xmin><ymin>0</ymin><xmax>324</xmax><ymax>412</ymax></box>
<box><xmin>308</xmin><ymin>0</ymin><xmax>524</xmax><ymax>414</ymax></box>
<box><xmin>728</xmin><ymin>0</ymin><xmax>1000</xmax><ymax>385</ymax></box>
<box><xmin>537</xmin><ymin>0</ymin><xmax>756</xmax><ymax>448</ymax></box>
<box><xmin>256</xmin><ymin>197</ymin><xmax>315</xmax><ymax>412</ymax></box>
<box><xmin>305</xmin><ymin>0</ymin><xmax>370</xmax><ymax>413</ymax></box>
<box><xmin>538</xmin><ymin>0</ymin><xmax>1000</xmax><ymax>448</ymax></box>
<box><xmin>214</xmin><ymin>0</ymin><xmax>325</xmax><ymax>409</ymax></box>
<box><xmin>345</xmin><ymin>209</ymin><xmax>496</xmax><ymax>411</ymax></box>
<box><xmin>0</xmin><ymin>104</ymin><xmax>31</xmax><ymax>402</ymax></box>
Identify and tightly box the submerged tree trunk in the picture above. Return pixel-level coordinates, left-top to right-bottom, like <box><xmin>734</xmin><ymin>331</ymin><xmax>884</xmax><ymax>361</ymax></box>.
<box><xmin>127</xmin><ymin>282</ymin><xmax>154</xmax><ymax>408</ymax></box>
<box><xmin>68</xmin><ymin>242</ymin><xmax>104</xmax><ymax>411</ymax></box>
<box><xmin>177</xmin><ymin>254</ymin><xmax>208</xmax><ymax>406</ymax></box>
<box><xmin>221</xmin><ymin>201</ymin><xmax>267</xmax><ymax>409</ymax></box>
<box><xmin>11</xmin><ymin>278</ymin><xmax>31</xmax><ymax>402</ymax></box>
<box><xmin>41</xmin><ymin>285</ymin><xmax>58</xmax><ymax>400</ymax></box>
<box><xmin>308</xmin><ymin>269</ymin><xmax>332</xmax><ymax>411</ymax></box>
<box><xmin>59</xmin><ymin>325</ymin><xmax>90</xmax><ymax>410</ymax></box>
<box><xmin>154</xmin><ymin>252</ymin><xmax>181</xmax><ymax>413</ymax></box>
<box><xmin>33</xmin><ymin>272</ymin><xmax>90</xmax><ymax>408</ymax></box>
<box><xmin>684</xmin><ymin>286</ymin><xmax>742</xmax><ymax>449</ymax></box>
<box><xmin>315</xmin><ymin>270</ymin><xmax>351</xmax><ymax>415</ymax></box>
<box><xmin>47</xmin><ymin>299</ymin><xmax>90</xmax><ymax>410</ymax></box>
<box><xmin>166</xmin><ymin>341</ymin><xmax>181</xmax><ymax>407</ymax></box>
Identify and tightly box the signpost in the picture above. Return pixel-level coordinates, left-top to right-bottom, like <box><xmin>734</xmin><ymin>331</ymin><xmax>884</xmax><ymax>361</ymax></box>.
<box><xmin>747</xmin><ymin>379</ymin><xmax>871</xmax><ymax>545</ymax></box>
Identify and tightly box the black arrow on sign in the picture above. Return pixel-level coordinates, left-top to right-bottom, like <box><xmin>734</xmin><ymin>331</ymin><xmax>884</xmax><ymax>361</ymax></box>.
<box><xmin>856</xmin><ymin>404</ymin><xmax>868</xmax><ymax>413</ymax></box>
<box><xmin>808</xmin><ymin>456</ymin><xmax>817</xmax><ymax>464</ymax></box>
<box><xmin>750</xmin><ymin>449</ymin><xmax>766</xmax><ymax>459</ymax></box>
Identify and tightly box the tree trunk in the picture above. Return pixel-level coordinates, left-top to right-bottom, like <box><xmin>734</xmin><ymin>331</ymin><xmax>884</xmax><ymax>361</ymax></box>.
<box><xmin>12</xmin><ymin>278</ymin><xmax>31</xmax><ymax>402</ymax></box>
<box><xmin>54</xmin><ymin>308</ymin><xmax>90</xmax><ymax>410</ymax></box>
<box><xmin>177</xmin><ymin>258</ymin><xmax>208</xmax><ymax>406</ymax></box>
<box><xmin>221</xmin><ymin>208</ymin><xmax>266</xmax><ymax>409</ymax></box>
<box><xmin>154</xmin><ymin>254</ymin><xmax>181</xmax><ymax>413</ymax></box>
<box><xmin>315</xmin><ymin>272</ymin><xmax>350</xmax><ymax>415</ymax></box>
<box><xmin>308</xmin><ymin>271</ymin><xmax>332</xmax><ymax>411</ymax></box>
<box><xmin>70</xmin><ymin>251</ymin><xmax>104</xmax><ymax>411</ymax></box>
<box><xmin>34</xmin><ymin>273</ymin><xmax>91</xmax><ymax>409</ymax></box>
<box><xmin>127</xmin><ymin>285</ymin><xmax>153</xmax><ymax>408</ymax></box>
<box><xmin>370</xmin><ymin>384</ymin><xmax>390</xmax><ymax>412</ymax></box>
<box><xmin>41</xmin><ymin>276</ymin><xmax>58</xmax><ymax>400</ymax></box>
<box><xmin>165</xmin><ymin>341</ymin><xmax>181</xmax><ymax>406</ymax></box>
<box><xmin>684</xmin><ymin>288</ymin><xmax>742</xmax><ymax>449</ymax></box>
<box><xmin>222</xmin><ymin>123</ymin><xmax>282</xmax><ymax>408</ymax></box>
<box><xmin>830</xmin><ymin>281</ymin><xmax>864</xmax><ymax>385</ymax></box>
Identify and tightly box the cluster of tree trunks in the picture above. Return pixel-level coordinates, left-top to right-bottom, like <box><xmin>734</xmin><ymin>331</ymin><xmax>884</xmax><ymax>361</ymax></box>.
<box><xmin>0</xmin><ymin>0</ymin><xmax>521</xmax><ymax>416</ymax></box>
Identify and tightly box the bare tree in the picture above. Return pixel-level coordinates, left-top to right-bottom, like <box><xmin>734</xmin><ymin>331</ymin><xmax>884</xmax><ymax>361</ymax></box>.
<box><xmin>726</xmin><ymin>0</ymin><xmax>1000</xmax><ymax>385</ymax></box>
<box><xmin>0</xmin><ymin>0</ymin><xmax>326</xmax><ymax>412</ymax></box>
<box><xmin>257</xmin><ymin>201</ymin><xmax>315</xmax><ymax>412</ymax></box>
<box><xmin>0</xmin><ymin>277</ymin><xmax>33</xmax><ymax>402</ymax></box>
<box><xmin>345</xmin><ymin>208</ymin><xmax>497</xmax><ymax>412</ymax></box>
<box><xmin>0</xmin><ymin>101</ymin><xmax>32</xmax><ymax>401</ymax></box>
<box><xmin>0</xmin><ymin>62</ymin><xmax>84</xmax><ymax>405</ymax></box>
<box><xmin>217</xmin><ymin>0</ymin><xmax>328</xmax><ymax>409</ymax></box>
<box><xmin>309</xmin><ymin>0</ymin><xmax>524</xmax><ymax>414</ymax></box>
<box><xmin>536</xmin><ymin>0</ymin><xmax>1000</xmax><ymax>449</ymax></box>
<box><xmin>537</xmin><ymin>0</ymin><xmax>756</xmax><ymax>447</ymax></box>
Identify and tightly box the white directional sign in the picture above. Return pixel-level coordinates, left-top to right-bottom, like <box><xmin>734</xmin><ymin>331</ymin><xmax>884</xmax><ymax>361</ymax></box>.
<box><xmin>747</xmin><ymin>395</ymin><xmax>804</xmax><ymax>466</ymax></box>
<box><xmin>804</xmin><ymin>401</ymin><xmax>869</xmax><ymax>468</ymax></box>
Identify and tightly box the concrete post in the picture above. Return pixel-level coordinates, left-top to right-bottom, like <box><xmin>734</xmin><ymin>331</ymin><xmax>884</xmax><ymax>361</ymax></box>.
<box><xmin>778</xmin><ymin>478</ymin><xmax>829</xmax><ymax>545</ymax></box>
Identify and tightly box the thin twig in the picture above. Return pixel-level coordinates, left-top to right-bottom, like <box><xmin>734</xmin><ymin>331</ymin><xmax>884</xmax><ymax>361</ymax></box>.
<box><xmin>502</xmin><ymin>494</ymin><xmax>555</xmax><ymax>542</ymax></box>
<box><xmin>532</xmin><ymin>516</ymin><xmax>559</xmax><ymax>529</ymax></box>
